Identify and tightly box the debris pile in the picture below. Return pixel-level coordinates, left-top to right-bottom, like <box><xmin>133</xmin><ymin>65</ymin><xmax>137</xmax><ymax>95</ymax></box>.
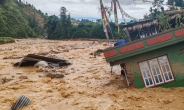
<box><xmin>14</xmin><ymin>54</ymin><xmax>72</xmax><ymax>67</ymax></box>
<box><xmin>11</xmin><ymin>54</ymin><xmax>71</xmax><ymax>81</ymax></box>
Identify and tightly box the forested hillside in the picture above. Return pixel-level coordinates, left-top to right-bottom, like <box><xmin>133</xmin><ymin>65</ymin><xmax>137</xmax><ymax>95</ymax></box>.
<box><xmin>0</xmin><ymin>0</ymin><xmax>126</xmax><ymax>40</ymax></box>
<box><xmin>44</xmin><ymin>15</ymin><xmax>126</xmax><ymax>40</ymax></box>
<box><xmin>44</xmin><ymin>7</ymin><xmax>126</xmax><ymax>40</ymax></box>
<box><xmin>0</xmin><ymin>0</ymin><xmax>45</xmax><ymax>38</ymax></box>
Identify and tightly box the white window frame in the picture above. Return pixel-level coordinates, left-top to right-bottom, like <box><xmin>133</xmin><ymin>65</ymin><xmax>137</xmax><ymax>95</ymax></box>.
<box><xmin>139</xmin><ymin>55</ymin><xmax>174</xmax><ymax>87</ymax></box>
<box><xmin>148</xmin><ymin>58</ymin><xmax>165</xmax><ymax>85</ymax></box>
<box><xmin>139</xmin><ymin>61</ymin><xmax>155</xmax><ymax>87</ymax></box>
<box><xmin>158</xmin><ymin>56</ymin><xmax>174</xmax><ymax>82</ymax></box>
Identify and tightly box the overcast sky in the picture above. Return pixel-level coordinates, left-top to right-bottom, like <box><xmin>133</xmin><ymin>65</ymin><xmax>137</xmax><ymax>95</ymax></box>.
<box><xmin>24</xmin><ymin>0</ymin><xmax>168</xmax><ymax>20</ymax></box>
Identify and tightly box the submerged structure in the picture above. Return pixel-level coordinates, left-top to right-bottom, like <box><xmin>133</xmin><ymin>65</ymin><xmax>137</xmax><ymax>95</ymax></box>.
<box><xmin>104</xmin><ymin>26</ymin><xmax>184</xmax><ymax>88</ymax></box>
<box><xmin>100</xmin><ymin>0</ymin><xmax>184</xmax><ymax>88</ymax></box>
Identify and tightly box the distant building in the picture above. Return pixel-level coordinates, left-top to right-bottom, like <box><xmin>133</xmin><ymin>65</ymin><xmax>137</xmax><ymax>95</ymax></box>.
<box><xmin>71</xmin><ymin>18</ymin><xmax>80</xmax><ymax>25</ymax></box>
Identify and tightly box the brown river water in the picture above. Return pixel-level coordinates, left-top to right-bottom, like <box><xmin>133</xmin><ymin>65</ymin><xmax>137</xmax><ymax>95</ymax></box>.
<box><xmin>0</xmin><ymin>39</ymin><xmax>184</xmax><ymax>110</ymax></box>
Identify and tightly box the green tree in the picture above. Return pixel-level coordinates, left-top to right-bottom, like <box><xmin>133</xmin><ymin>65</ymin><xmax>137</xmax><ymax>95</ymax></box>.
<box><xmin>168</xmin><ymin>0</ymin><xmax>184</xmax><ymax>7</ymax></box>
<box><xmin>66</xmin><ymin>14</ymin><xmax>72</xmax><ymax>38</ymax></box>
<box><xmin>90</xmin><ymin>24</ymin><xmax>105</xmax><ymax>39</ymax></box>
<box><xmin>49</xmin><ymin>6</ymin><xmax>72</xmax><ymax>39</ymax></box>
<box><xmin>44</xmin><ymin>15</ymin><xmax>59</xmax><ymax>39</ymax></box>
<box><xmin>44</xmin><ymin>14</ymin><xmax>73</xmax><ymax>39</ymax></box>
<box><xmin>157</xmin><ymin>13</ymin><xmax>170</xmax><ymax>31</ymax></box>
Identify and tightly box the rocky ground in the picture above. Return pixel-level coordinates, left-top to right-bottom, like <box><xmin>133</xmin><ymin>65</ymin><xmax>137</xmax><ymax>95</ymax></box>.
<box><xmin>0</xmin><ymin>39</ymin><xmax>184</xmax><ymax>110</ymax></box>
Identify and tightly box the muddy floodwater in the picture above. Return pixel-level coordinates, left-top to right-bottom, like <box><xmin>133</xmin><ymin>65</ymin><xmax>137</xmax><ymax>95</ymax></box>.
<box><xmin>0</xmin><ymin>39</ymin><xmax>184</xmax><ymax>110</ymax></box>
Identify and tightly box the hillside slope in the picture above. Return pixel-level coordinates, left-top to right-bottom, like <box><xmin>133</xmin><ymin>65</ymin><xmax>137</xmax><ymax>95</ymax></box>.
<box><xmin>0</xmin><ymin>0</ymin><xmax>45</xmax><ymax>38</ymax></box>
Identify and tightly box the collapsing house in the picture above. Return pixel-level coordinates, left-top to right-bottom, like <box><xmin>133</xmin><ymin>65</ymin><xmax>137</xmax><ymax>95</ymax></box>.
<box><xmin>104</xmin><ymin>26</ymin><xmax>184</xmax><ymax>88</ymax></box>
<box><xmin>101</xmin><ymin>7</ymin><xmax>184</xmax><ymax>88</ymax></box>
<box><xmin>103</xmin><ymin>8</ymin><xmax>184</xmax><ymax>88</ymax></box>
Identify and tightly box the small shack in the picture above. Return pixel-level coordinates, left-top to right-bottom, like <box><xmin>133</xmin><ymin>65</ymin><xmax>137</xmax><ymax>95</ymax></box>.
<box><xmin>104</xmin><ymin>26</ymin><xmax>184</xmax><ymax>88</ymax></box>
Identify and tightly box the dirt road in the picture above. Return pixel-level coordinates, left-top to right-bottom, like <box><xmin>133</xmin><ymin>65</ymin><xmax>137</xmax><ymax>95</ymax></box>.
<box><xmin>0</xmin><ymin>39</ymin><xmax>183</xmax><ymax>110</ymax></box>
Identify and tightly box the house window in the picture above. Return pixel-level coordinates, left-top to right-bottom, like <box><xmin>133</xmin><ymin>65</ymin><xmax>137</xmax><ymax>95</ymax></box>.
<box><xmin>139</xmin><ymin>62</ymin><xmax>154</xmax><ymax>87</ymax></box>
<box><xmin>139</xmin><ymin>55</ymin><xmax>174</xmax><ymax>87</ymax></box>
<box><xmin>148</xmin><ymin>58</ymin><xmax>164</xmax><ymax>85</ymax></box>
<box><xmin>158</xmin><ymin>56</ymin><xmax>174</xmax><ymax>82</ymax></box>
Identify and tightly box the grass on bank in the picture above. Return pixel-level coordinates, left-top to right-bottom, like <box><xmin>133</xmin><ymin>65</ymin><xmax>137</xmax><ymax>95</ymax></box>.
<box><xmin>0</xmin><ymin>37</ymin><xmax>15</xmax><ymax>44</ymax></box>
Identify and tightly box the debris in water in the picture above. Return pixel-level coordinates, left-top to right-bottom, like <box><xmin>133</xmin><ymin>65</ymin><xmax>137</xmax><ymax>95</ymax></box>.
<box><xmin>96</xmin><ymin>49</ymin><xmax>104</xmax><ymax>53</ymax></box>
<box><xmin>14</xmin><ymin>54</ymin><xmax>72</xmax><ymax>67</ymax></box>
<box><xmin>49</xmin><ymin>50</ymin><xmax>60</xmax><ymax>54</ymax></box>
<box><xmin>89</xmin><ymin>53</ymin><xmax>93</xmax><ymax>55</ymax></box>
<box><xmin>19</xmin><ymin>76</ymin><xmax>28</xmax><ymax>80</ymax></box>
<box><xmin>34</xmin><ymin>61</ymin><xmax>48</xmax><ymax>67</ymax></box>
<box><xmin>46</xmin><ymin>73</ymin><xmax>54</xmax><ymax>79</ymax></box>
<box><xmin>46</xmin><ymin>73</ymin><xmax>64</xmax><ymax>79</ymax></box>
<box><xmin>16</xmin><ymin>72</ymin><xmax>23</xmax><ymax>75</ymax></box>
<box><xmin>0</xmin><ymin>77</ymin><xmax>14</xmax><ymax>84</ymax></box>
<box><xmin>10</xmin><ymin>95</ymin><xmax>31</xmax><ymax>110</ymax></box>
<box><xmin>48</xmin><ymin>63</ymin><xmax>60</xmax><ymax>68</ymax></box>
<box><xmin>53</xmin><ymin>74</ymin><xmax>64</xmax><ymax>78</ymax></box>
<box><xmin>91</xmin><ymin>49</ymin><xmax>104</xmax><ymax>58</ymax></box>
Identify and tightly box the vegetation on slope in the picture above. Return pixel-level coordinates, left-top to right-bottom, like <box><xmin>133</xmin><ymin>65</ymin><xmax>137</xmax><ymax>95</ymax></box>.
<box><xmin>2</xmin><ymin>0</ymin><xmax>184</xmax><ymax>41</ymax></box>
<box><xmin>0</xmin><ymin>37</ymin><xmax>15</xmax><ymax>44</ymax></box>
<box><xmin>0</xmin><ymin>0</ymin><xmax>45</xmax><ymax>38</ymax></box>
